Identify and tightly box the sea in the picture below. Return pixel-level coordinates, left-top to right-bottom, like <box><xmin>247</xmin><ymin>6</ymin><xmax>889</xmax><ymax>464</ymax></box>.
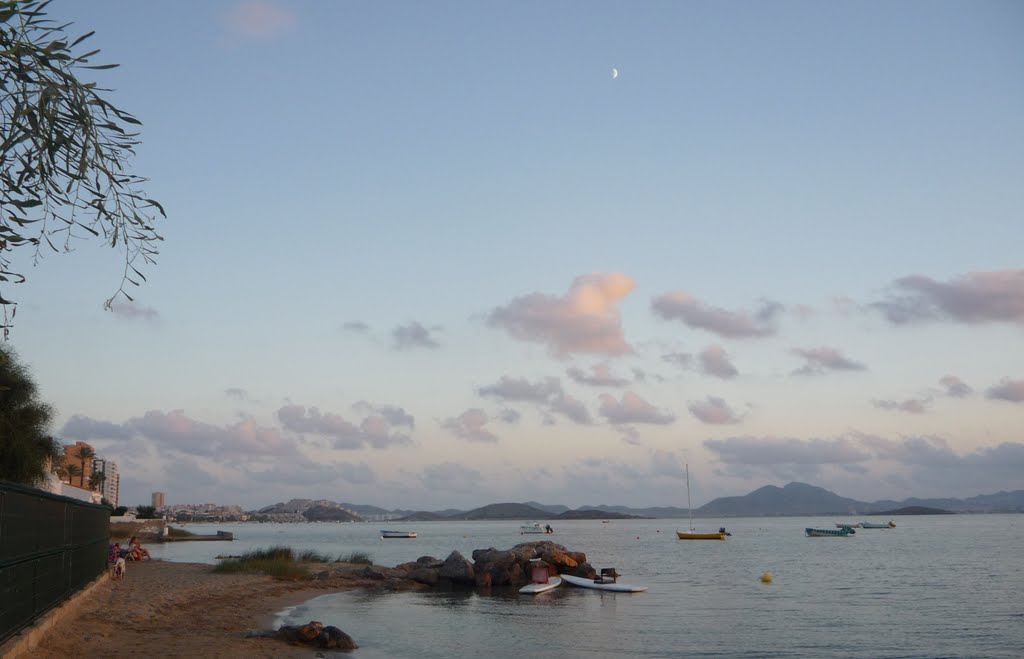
<box><xmin>148</xmin><ymin>515</ymin><xmax>1024</xmax><ymax>658</ymax></box>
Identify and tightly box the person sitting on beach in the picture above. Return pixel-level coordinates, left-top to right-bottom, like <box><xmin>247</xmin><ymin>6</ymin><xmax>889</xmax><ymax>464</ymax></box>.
<box><xmin>128</xmin><ymin>536</ymin><xmax>151</xmax><ymax>561</ymax></box>
<box><xmin>108</xmin><ymin>542</ymin><xmax>121</xmax><ymax>563</ymax></box>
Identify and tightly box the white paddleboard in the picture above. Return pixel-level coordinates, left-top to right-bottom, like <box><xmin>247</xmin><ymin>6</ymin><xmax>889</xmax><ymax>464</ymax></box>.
<box><xmin>519</xmin><ymin>576</ymin><xmax>562</xmax><ymax>594</ymax></box>
<box><xmin>560</xmin><ymin>573</ymin><xmax>648</xmax><ymax>592</ymax></box>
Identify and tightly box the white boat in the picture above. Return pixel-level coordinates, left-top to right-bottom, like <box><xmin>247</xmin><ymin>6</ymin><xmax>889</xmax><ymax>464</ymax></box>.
<box><xmin>560</xmin><ymin>571</ymin><xmax>648</xmax><ymax>593</ymax></box>
<box><xmin>519</xmin><ymin>576</ymin><xmax>562</xmax><ymax>594</ymax></box>
<box><xmin>860</xmin><ymin>520</ymin><xmax>896</xmax><ymax>529</ymax></box>
<box><xmin>520</xmin><ymin>523</ymin><xmax>553</xmax><ymax>534</ymax></box>
<box><xmin>380</xmin><ymin>530</ymin><xmax>417</xmax><ymax>538</ymax></box>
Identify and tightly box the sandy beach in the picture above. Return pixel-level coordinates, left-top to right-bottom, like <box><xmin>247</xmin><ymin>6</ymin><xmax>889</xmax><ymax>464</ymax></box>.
<box><xmin>29</xmin><ymin>559</ymin><xmax>397</xmax><ymax>658</ymax></box>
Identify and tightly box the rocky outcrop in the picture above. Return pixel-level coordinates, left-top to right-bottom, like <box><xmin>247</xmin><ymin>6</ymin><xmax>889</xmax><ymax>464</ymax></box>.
<box><xmin>389</xmin><ymin>541</ymin><xmax>595</xmax><ymax>590</ymax></box>
<box><xmin>265</xmin><ymin>620</ymin><xmax>358</xmax><ymax>651</ymax></box>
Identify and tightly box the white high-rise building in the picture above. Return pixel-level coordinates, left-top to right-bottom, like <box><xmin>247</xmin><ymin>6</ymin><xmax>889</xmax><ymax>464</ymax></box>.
<box><xmin>92</xmin><ymin>458</ymin><xmax>120</xmax><ymax>507</ymax></box>
<box><xmin>152</xmin><ymin>491</ymin><xmax>165</xmax><ymax>510</ymax></box>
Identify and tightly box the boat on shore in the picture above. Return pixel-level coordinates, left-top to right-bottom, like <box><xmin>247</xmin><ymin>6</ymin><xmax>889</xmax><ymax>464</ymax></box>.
<box><xmin>806</xmin><ymin>527</ymin><xmax>854</xmax><ymax>537</ymax></box>
<box><xmin>860</xmin><ymin>520</ymin><xmax>896</xmax><ymax>529</ymax></box>
<box><xmin>677</xmin><ymin>464</ymin><xmax>730</xmax><ymax>540</ymax></box>
<box><xmin>380</xmin><ymin>530</ymin><xmax>417</xmax><ymax>538</ymax></box>
<box><xmin>561</xmin><ymin>570</ymin><xmax>648</xmax><ymax>593</ymax></box>
<box><xmin>836</xmin><ymin>523</ymin><xmax>860</xmax><ymax>530</ymax></box>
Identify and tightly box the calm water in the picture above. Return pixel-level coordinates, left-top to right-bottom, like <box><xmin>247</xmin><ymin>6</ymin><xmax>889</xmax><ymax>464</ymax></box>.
<box><xmin>151</xmin><ymin>516</ymin><xmax>1024</xmax><ymax>658</ymax></box>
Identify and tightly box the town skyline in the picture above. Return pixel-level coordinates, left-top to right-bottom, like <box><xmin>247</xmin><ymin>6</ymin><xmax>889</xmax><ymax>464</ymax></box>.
<box><xmin>14</xmin><ymin>1</ymin><xmax>1024</xmax><ymax>510</ymax></box>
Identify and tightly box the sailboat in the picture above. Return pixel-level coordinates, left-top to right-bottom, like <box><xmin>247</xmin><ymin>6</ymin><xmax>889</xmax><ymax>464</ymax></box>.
<box><xmin>676</xmin><ymin>464</ymin><xmax>730</xmax><ymax>540</ymax></box>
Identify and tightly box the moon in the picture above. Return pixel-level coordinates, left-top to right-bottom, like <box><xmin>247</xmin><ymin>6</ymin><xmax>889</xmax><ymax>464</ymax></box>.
<box><xmin>612</xmin><ymin>67</ymin><xmax>619</xmax><ymax>79</ymax></box>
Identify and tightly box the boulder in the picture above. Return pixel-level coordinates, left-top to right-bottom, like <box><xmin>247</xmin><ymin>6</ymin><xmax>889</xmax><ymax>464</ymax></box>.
<box><xmin>406</xmin><ymin>567</ymin><xmax>440</xmax><ymax>586</ymax></box>
<box><xmin>317</xmin><ymin>625</ymin><xmax>358</xmax><ymax>650</ymax></box>
<box><xmin>439</xmin><ymin>550</ymin><xmax>474</xmax><ymax>584</ymax></box>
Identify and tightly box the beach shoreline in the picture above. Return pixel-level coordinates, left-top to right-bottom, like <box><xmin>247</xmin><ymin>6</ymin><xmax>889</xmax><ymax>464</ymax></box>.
<box><xmin>27</xmin><ymin>559</ymin><xmax>394</xmax><ymax>658</ymax></box>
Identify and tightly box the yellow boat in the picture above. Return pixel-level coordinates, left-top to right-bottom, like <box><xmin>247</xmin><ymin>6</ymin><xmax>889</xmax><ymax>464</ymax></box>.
<box><xmin>676</xmin><ymin>464</ymin><xmax>731</xmax><ymax>540</ymax></box>
<box><xmin>676</xmin><ymin>530</ymin><xmax>729</xmax><ymax>540</ymax></box>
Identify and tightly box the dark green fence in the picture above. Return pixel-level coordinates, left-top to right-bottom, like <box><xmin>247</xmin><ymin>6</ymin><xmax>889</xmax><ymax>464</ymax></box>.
<box><xmin>0</xmin><ymin>481</ymin><xmax>110</xmax><ymax>644</ymax></box>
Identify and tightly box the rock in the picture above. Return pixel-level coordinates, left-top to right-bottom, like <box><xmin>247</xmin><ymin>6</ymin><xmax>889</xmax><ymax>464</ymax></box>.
<box><xmin>317</xmin><ymin>625</ymin><xmax>358</xmax><ymax>650</ymax></box>
<box><xmin>313</xmin><ymin>570</ymin><xmax>330</xmax><ymax>580</ymax></box>
<box><xmin>298</xmin><ymin>621</ymin><xmax>324</xmax><ymax>643</ymax></box>
<box><xmin>415</xmin><ymin>555</ymin><xmax>444</xmax><ymax>568</ymax></box>
<box><xmin>406</xmin><ymin>567</ymin><xmax>440</xmax><ymax>585</ymax></box>
<box><xmin>439</xmin><ymin>550</ymin><xmax>474</xmax><ymax>584</ymax></box>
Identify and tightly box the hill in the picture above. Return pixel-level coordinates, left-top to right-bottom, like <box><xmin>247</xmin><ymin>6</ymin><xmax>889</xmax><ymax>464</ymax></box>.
<box><xmin>555</xmin><ymin>509</ymin><xmax>642</xmax><ymax>520</ymax></box>
<box><xmin>457</xmin><ymin>502</ymin><xmax>551</xmax><ymax>520</ymax></box>
<box><xmin>698</xmin><ymin>482</ymin><xmax>866</xmax><ymax>516</ymax></box>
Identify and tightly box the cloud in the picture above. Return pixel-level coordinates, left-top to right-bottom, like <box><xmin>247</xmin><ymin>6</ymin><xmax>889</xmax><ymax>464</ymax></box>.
<box><xmin>441</xmin><ymin>408</ymin><xmax>498</xmax><ymax>443</ymax></box>
<box><xmin>986</xmin><ymin>378</ymin><xmax>1024</xmax><ymax>403</ymax></box>
<box><xmin>939</xmin><ymin>375</ymin><xmax>973</xmax><ymax>398</ymax></box>
<box><xmin>107</xmin><ymin>301</ymin><xmax>159</xmax><ymax>323</ymax></box>
<box><xmin>224</xmin><ymin>2</ymin><xmax>296</xmax><ymax>39</ymax></box>
<box><xmin>392</xmin><ymin>322</ymin><xmax>441</xmax><ymax>350</ymax></box>
<box><xmin>130</xmin><ymin>410</ymin><xmax>292</xmax><ymax>456</ymax></box>
<box><xmin>598</xmin><ymin>392</ymin><xmax>675</xmax><ymax>425</ymax></box>
<box><xmin>419</xmin><ymin>462</ymin><xmax>483</xmax><ymax>492</ymax></box>
<box><xmin>649</xmin><ymin>449</ymin><xmax>688</xmax><ymax>480</ymax></box>
<box><xmin>498</xmin><ymin>409</ymin><xmax>522</xmax><ymax>424</ymax></box>
<box><xmin>479</xmin><ymin>376</ymin><xmax>561</xmax><ymax>403</ymax></box>
<box><xmin>698</xmin><ymin>344</ymin><xmax>738</xmax><ymax>379</ymax></box>
<box><xmin>688</xmin><ymin>396</ymin><xmax>742</xmax><ymax>424</ymax></box>
<box><xmin>661</xmin><ymin>352</ymin><xmax>692</xmax><ymax>370</ymax></box>
<box><xmin>342</xmin><ymin>321</ymin><xmax>370</xmax><ymax>333</ymax></box>
<box><xmin>705</xmin><ymin>435</ymin><xmax>872</xmax><ymax>466</ymax></box>
<box><xmin>651</xmin><ymin>292</ymin><xmax>782</xmax><ymax>338</ymax></box>
<box><xmin>871</xmin><ymin>270</ymin><xmax>1024</xmax><ymax>326</ymax></box>
<box><xmin>352</xmin><ymin>401</ymin><xmax>415</xmax><ymax>428</ymax></box>
<box><xmin>478</xmin><ymin>375</ymin><xmax>591</xmax><ymax>424</ymax></box>
<box><xmin>224</xmin><ymin>387</ymin><xmax>251</xmax><ymax>401</ymax></box>
<box><xmin>61</xmin><ymin>414</ymin><xmax>135</xmax><ymax>440</ymax></box>
<box><xmin>791</xmin><ymin>346</ymin><xmax>866</xmax><ymax>376</ymax></box>
<box><xmin>277</xmin><ymin>404</ymin><xmax>412</xmax><ymax>449</ymax></box>
<box><xmin>487</xmin><ymin>273</ymin><xmax>635</xmax><ymax>357</ymax></box>
<box><xmin>566</xmin><ymin>363</ymin><xmax>630</xmax><ymax>387</ymax></box>
<box><xmin>872</xmin><ymin>397</ymin><xmax>931</xmax><ymax>414</ymax></box>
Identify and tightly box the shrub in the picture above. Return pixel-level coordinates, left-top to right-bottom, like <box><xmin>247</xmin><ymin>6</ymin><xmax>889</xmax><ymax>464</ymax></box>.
<box><xmin>337</xmin><ymin>552</ymin><xmax>372</xmax><ymax>564</ymax></box>
<box><xmin>212</xmin><ymin>546</ymin><xmax>310</xmax><ymax>580</ymax></box>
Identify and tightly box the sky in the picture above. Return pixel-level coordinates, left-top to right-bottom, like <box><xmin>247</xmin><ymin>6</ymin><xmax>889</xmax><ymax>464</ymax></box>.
<box><xmin>9</xmin><ymin>0</ymin><xmax>1024</xmax><ymax>511</ymax></box>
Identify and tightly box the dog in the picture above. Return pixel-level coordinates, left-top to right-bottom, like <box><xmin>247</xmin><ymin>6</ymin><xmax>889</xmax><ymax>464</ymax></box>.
<box><xmin>112</xmin><ymin>556</ymin><xmax>126</xmax><ymax>581</ymax></box>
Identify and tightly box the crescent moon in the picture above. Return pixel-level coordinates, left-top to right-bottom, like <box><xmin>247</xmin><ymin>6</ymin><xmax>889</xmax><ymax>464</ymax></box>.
<box><xmin>612</xmin><ymin>68</ymin><xmax>619</xmax><ymax>79</ymax></box>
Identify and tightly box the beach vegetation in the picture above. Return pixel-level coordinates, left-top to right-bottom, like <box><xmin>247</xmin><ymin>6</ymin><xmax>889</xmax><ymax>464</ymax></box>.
<box><xmin>135</xmin><ymin>505</ymin><xmax>157</xmax><ymax>519</ymax></box>
<box><xmin>213</xmin><ymin>546</ymin><xmax>312</xmax><ymax>580</ymax></box>
<box><xmin>297</xmin><ymin>549</ymin><xmax>332</xmax><ymax>563</ymax></box>
<box><xmin>0</xmin><ymin>345</ymin><xmax>59</xmax><ymax>486</ymax></box>
<box><xmin>337</xmin><ymin>552</ymin><xmax>373</xmax><ymax>564</ymax></box>
<box><xmin>0</xmin><ymin>0</ymin><xmax>165</xmax><ymax>334</ymax></box>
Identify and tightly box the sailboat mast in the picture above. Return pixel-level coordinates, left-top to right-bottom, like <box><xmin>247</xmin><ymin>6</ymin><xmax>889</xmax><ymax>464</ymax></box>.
<box><xmin>686</xmin><ymin>463</ymin><xmax>693</xmax><ymax>532</ymax></box>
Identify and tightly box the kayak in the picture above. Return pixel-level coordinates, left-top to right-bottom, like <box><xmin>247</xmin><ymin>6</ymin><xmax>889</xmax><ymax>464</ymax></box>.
<box><xmin>518</xmin><ymin>576</ymin><xmax>561</xmax><ymax>594</ymax></box>
<box><xmin>560</xmin><ymin>573</ymin><xmax>648</xmax><ymax>592</ymax></box>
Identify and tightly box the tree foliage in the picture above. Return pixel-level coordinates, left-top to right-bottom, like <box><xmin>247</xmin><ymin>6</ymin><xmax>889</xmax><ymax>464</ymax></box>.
<box><xmin>0</xmin><ymin>343</ymin><xmax>58</xmax><ymax>484</ymax></box>
<box><xmin>135</xmin><ymin>504</ymin><xmax>156</xmax><ymax>519</ymax></box>
<box><xmin>1</xmin><ymin>0</ymin><xmax>164</xmax><ymax>334</ymax></box>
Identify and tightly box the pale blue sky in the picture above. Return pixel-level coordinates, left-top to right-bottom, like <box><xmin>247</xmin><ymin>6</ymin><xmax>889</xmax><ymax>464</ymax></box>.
<box><xmin>11</xmin><ymin>1</ymin><xmax>1024</xmax><ymax>510</ymax></box>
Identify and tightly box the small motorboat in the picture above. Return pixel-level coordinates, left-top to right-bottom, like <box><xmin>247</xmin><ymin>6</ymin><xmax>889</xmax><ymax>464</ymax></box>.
<box><xmin>859</xmin><ymin>520</ymin><xmax>896</xmax><ymax>529</ymax></box>
<box><xmin>805</xmin><ymin>527</ymin><xmax>854</xmax><ymax>537</ymax></box>
<box><xmin>380</xmin><ymin>530</ymin><xmax>417</xmax><ymax>539</ymax></box>
<box><xmin>520</xmin><ymin>523</ymin><xmax>554</xmax><ymax>534</ymax></box>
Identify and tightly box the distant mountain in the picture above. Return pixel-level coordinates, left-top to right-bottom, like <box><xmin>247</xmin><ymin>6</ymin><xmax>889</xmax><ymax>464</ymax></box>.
<box><xmin>457</xmin><ymin>502</ymin><xmax>551</xmax><ymax>520</ymax></box>
<box><xmin>523</xmin><ymin>501</ymin><xmax>571</xmax><ymax>515</ymax></box>
<box><xmin>868</xmin><ymin>490</ymin><xmax>1024</xmax><ymax>513</ymax></box>
<box><xmin>395</xmin><ymin>510</ymin><xmax>449</xmax><ymax>522</ymax></box>
<box><xmin>872</xmin><ymin>506</ymin><xmax>954</xmax><ymax>516</ymax></box>
<box><xmin>339</xmin><ymin>503</ymin><xmax>392</xmax><ymax>517</ymax></box>
<box><xmin>555</xmin><ymin>509</ymin><xmax>641</xmax><ymax>520</ymax></box>
<box><xmin>698</xmin><ymin>483</ymin><xmax>867</xmax><ymax>516</ymax></box>
<box><xmin>581</xmin><ymin>504</ymin><xmax>689</xmax><ymax>518</ymax></box>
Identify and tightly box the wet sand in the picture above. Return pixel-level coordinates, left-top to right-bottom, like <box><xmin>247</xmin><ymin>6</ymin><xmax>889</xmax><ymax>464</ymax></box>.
<box><xmin>30</xmin><ymin>560</ymin><xmax>383</xmax><ymax>658</ymax></box>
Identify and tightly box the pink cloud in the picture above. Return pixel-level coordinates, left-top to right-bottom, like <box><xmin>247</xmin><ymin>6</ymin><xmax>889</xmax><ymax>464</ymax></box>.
<box><xmin>487</xmin><ymin>273</ymin><xmax>635</xmax><ymax>357</ymax></box>
<box><xmin>791</xmin><ymin>346</ymin><xmax>866</xmax><ymax>376</ymax></box>
<box><xmin>688</xmin><ymin>396</ymin><xmax>742</xmax><ymax>425</ymax></box>
<box><xmin>225</xmin><ymin>2</ymin><xmax>296</xmax><ymax>39</ymax></box>
<box><xmin>986</xmin><ymin>378</ymin><xmax>1024</xmax><ymax>403</ymax></box>
<box><xmin>698</xmin><ymin>344</ymin><xmax>738</xmax><ymax>379</ymax></box>
<box><xmin>598</xmin><ymin>391</ymin><xmax>675</xmax><ymax>425</ymax></box>
<box><xmin>441</xmin><ymin>408</ymin><xmax>499</xmax><ymax>443</ymax></box>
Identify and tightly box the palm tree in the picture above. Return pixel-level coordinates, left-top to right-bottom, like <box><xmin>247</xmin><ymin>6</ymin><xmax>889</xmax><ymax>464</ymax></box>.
<box><xmin>89</xmin><ymin>470</ymin><xmax>106</xmax><ymax>492</ymax></box>
<box><xmin>64</xmin><ymin>463</ymin><xmax>82</xmax><ymax>485</ymax></box>
<box><xmin>70</xmin><ymin>444</ymin><xmax>95</xmax><ymax>488</ymax></box>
